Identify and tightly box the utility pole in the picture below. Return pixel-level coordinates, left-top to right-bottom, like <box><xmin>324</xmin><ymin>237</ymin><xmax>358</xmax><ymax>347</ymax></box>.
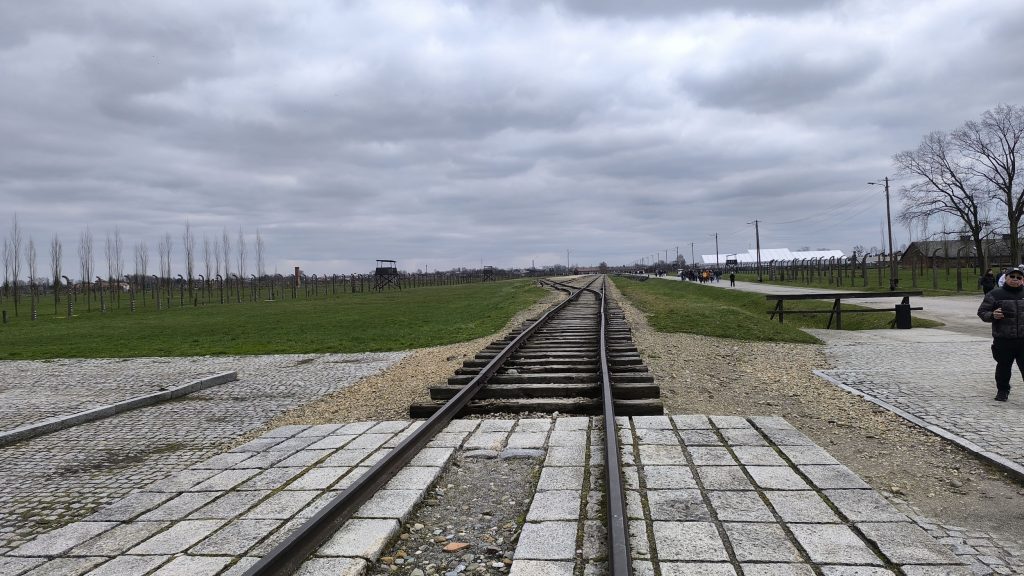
<box><xmin>675</xmin><ymin>246</ymin><xmax>679</xmax><ymax>268</ymax></box>
<box><xmin>749</xmin><ymin>220</ymin><xmax>762</xmax><ymax>282</ymax></box>
<box><xmin>712</xmin><ymin>233</ymin><xmax>720</xmax><ymax>268</ymax></box>
<box><xmin>690</xmin><ymin>242</ymin><xmax>695</xmax><ymax>268</ymax></box>
<box><xmin>870</xmin><ymin>177</ymin><xmax>899</xmax><ymax>290</ymax></box>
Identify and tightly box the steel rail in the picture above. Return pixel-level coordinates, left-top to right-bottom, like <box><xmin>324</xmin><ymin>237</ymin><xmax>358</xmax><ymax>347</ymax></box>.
<box><xmin>244</xmin><ymin>276</ymin><xmax>601</xmax><ymax>576</ymax></box>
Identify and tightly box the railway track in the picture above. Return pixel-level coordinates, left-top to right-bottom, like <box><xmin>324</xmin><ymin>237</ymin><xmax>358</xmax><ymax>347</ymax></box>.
<box><xmin>245</xmin><ymin>275</ymin><xmax>650</xmax><ymax>576</ymax></box>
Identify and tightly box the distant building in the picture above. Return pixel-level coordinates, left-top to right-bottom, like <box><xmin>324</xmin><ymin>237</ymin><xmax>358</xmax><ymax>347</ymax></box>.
<box><xmin>901</xmin><ymin>238</ymin><xmax>1010</xmax><ymax>268</ymax></box>
<box><xmin>698</xmin><ymin>248</ymin><xmax>844</xmax><ymax>266</ymax></box>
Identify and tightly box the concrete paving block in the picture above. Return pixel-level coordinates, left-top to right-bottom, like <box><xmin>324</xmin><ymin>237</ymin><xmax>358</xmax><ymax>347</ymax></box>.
<box><xmin>295</xmin><ymin>557</ymin><xmax>368</xmax><ymax>576</ymax></box>
<box><xmin>629</xmin><ymin>519</ymin><xmax>650</xmax><ymax>557</ymax></box>
<box><xmin>643</xmin><ymin>466</ymin><xmax>696</xmax><ymax>489</ymax></box>
<box><xmin>191</xmin><ymin>452</ymin><xmax>253</xmax><ymax>470</ymax></box>
<box><xmin>296</xmin><ymin>424</ymin><xmax>345</xmax><ymax>437</ymax></box>
<box><xmin>502</xmin><ymin>448</ymin><xmax>546</xmax><ymax>460</ymax></box>
<box><xmin>238</xmin><ymin>467</ymin><xmax>305</xmax><ymax>490</ymax></box>
<box><xmin>635</xmin><ymin>429</ymin><xmax>680</xmax><ymax>445</ymax></box>
<box><xmin>384</xmin><ymin>466</ymin><xmax>441</xmax><ymax>490</ymax></box>
<box><xmin>244</xmin><ymin>490</ymin><xmax>320</xmax><ymax>520</ymax></box>
<box><xmin>514</xmin><ymin>521</ymin><xmax>578</xmax><ymax>560</ymax></box>
<box><xmin>652</xmin><ymin>521</ymin><xmax>728</xmax><ymax>561</ymax></box>
<box><xmin>275</xmin><ymin>449</ymin><xmax>334</xmax><ymax>468</ymax></box>
<box><xmin>191</xmin><ymin>468</ymin><xmax>261</xmax><ymax>491</ymax></box>
<box><xmin>820</xmin><ymin>567</ymin><xmax>896</xmax><ymax>575</ymax></box>
<box><xmin>711</xmin><ymin>415</ymin><xmax>752</xmax><ymax>429</ymax></box>
<box><xmin>410</xmin><ymin>446</ymin><xmax>456</xmax><ymax>467</ymax></box>
<box><xmin>189</xmin><ymin>518</ymin><xmax>284</xmax><ymax>556</ymax></box>
<box><xmin>899</xmin><ymin>566</ymin><xmax>975</xmax><ymax>575</ymax></box>
<box><xmin>622</xmin><ymin>465</ymin><xmax>640</xmax><ymax>490</ymax></box>
<box><xmin>765</xmin><ymin>491</ymin><xmax>841</xmax><ymax>524</ymax></box>
<box><xmin>746</xmin><ymin>466</ymin><xmax>810</xmax><ymax>490</ymax></box>
<box><xmin>87</xmin><ymin>492</ymin><xmax>176</xmax><ymax>521</ymax></box>
<box><xmin>707</xmin><ymin>491</ymin><xmax>775</xmax><ymax>522</ymax></box>
<box><xmin>139</xmin><ymin>492</ymin><xmax>222</xmax><ymax>521</ymax></box>
<box><xmin>9</xmin><ymin>521</ymin><xmax>117</xmax><ymax>556</ymax></box>
<box><xmin>647</xmin><ymin>489</ymin><xmax>711</xmax><ymax>521</ymax></box>
<box><xmin>679</xmin><ymin>430</ymin><xmax>723</xmax><ymax>446</ymax></box>
<box><xmin>321</xmin><ymin>449</ymin><xmax>373</xmax><ymax>467</ymax></box>
<box><xmin>510</xmin><ymin>560</ymin><xmax>576</xmax><ymax>576</ymax></box>
<box><xmin>760</xmin><ymin>428</ymin><xmax>814</xmax><ymax>446</ymax></box>
<box><xmin>660</xmin><ymin>562</ymin><xmax>737</xmax><ymax>575</ymax></box>
<box><xmin>538</xmin><ymin>466</ymin><xmax>586</xmax><ymax>490</ymax></box>
<box><xmin>627</xmin><ymin>490</ymin><xmax>645</xmax><ymax>519</ymax></box>
<box><xmin>366</xmin><ymin>420</ymin><xmax>410</xmax><ymax>434</ymax></box>
<box><xmin>857</xmin><ymin>522</ymin><xmax>963</xmax><ymax>565</ymax></box>
<box><xmin>581</xmin><ymin>520</ymin><xmax>607</xmax><ymax>560</ymax></box>
<box><xmin>318</xmin><ymin>518</ymin><xmax>399</xmax><ymax>558</ymax></box>
<box><xmin>479</xmin><ymin>419</ymin><xmax>516</xmax><ymax>433</ymax></box>
<box><xmin>232</xmin><ymin>450</ymin><xmax>294</xmax><ymax>469</ymax></box>
<box><xmin>427</xmin><ymin>432</ymin><xmax>470</xmax><ymax>447</ymax></box>
<box><xmin>789</xmin><ymin>524</ymin><xmax>883</xmax><ymax>565</ymax></box>
<box><xmin>337</xmin><ymin>421</ymin><xmax>377</xmax><ymax>435</ymax></box>
<box><xmin>696</xmin><ymin>466</ymin><xmax>754</xmax><ymax>490</ymax></box>
<box><xmin>507</xmin><ymin>432</ymin><xmax>548</xmax><ymax>449</ymax></box>
<box><xmin>688</xmin><ymin>447</ymin><xmax>736</xmax><ymax>466</ymax></box>
<box><xmin>354</xmin><ymin>489</ymin><xmax>421</xmax><ymax>521</ymax></box>
<box><xmin>732</xmin><ymin>446</ymin><xmax>786</xmax><ymax>466</ymax></box>
<box><xmin>778</xmin><ymin>445</ymin><xmax>840</xmax><ymax>465</ymax></box>
<box><xmin>638</xmin><ymin>445</ymin><xmax>687</xmax><ymax>466</ymax></box>
<box><xmin>296</xmin><ymin>491</ymin><xmax>343</xmax><ymax>521</ymax></box>
<box><xmin>749</xmin><ymin>416</ymin><xmax>794</xmax><ymax>430</ymax></box>
<box><xmin>723</xmin><ymin>522</ymin><xmax>801</xmax><ymax>562</ymax></box>
<box><xmin>270</xmin><ymin>436</ymin><xmax>321</xmax><ymax>452</ymax></box>
<box><xmin>548</xmin><ymin>430</ymin><xmax>587</xmax><ymax>447</ymax></box>
<box><xmin>632</xmin><ymin>415</ymin><xmax>673</xmax><ymax>429</ymax></box>
<box><xmin>527</xmin><ymin>490</ymin><xmax>583</xmax><ymax>521</ymax></box>
<box><xmin>672</xmin><ymin>415</ymin><xmax>712</xmax><ymax>429</ymax></box>
<box><xmin>0</xmin><ymin>557</ymin><xmax>46</xmax><ymax>575</ymax></box>
<box><xmin>553</xmin><ymin>416</ymin><xmax>591</xmax><ymax>431</ymax></box>
<box><xmin>149</xmin><ymin>555</ymin><xmax>233</xmax><ymax>575</ymax></box>
<box><xmin>306</xmin><ymin>435</ymin><xmax>357</xmax><ymax>450</ymax></box>
<box><xmin>633</xmin><ymin>560</ymin><xmax>655</xmax><ymax>576</ymax></box>
<box><xmin>443</xmin><ymin>419</ymin><xmax>480</xmax><ymax>433</ymax></box>
<box><xmin>545</xmin><ymin>445</ymin><xmax>587</xmax><ymax>466</ymax></box>
<box><xmin>145</xmin><ymin>469</ymin><xmax>220</xmax><ymax>492</ymax></box>
<box><xmin>84</xmin><ymin>555</ymin><xmax>171</xmax><ymax>576</ymax></box>
<box><xmin>188</xmin><ymin>490</ymin><xmax>270</xmax><ymax>520</ymax></box>
<box><xmin>69</xmin><ymin>521</ymin><xmax>170</xmax><ymax>556</ymax></box>
<box><xmin>799</xmin><ymin>465</ymin><xmax>870</xmax><ymax>490</ymax></box>
<box><xmin>128</xmin><ymin>519</ymin><xmax>226</xmax><ymax>554</ymax></box>
<box><xmin>334</xmin><ymin>467</ymin><xmax>369</xmax><ymax>491</ymax></box>
<box><xmin>220</xmin><ymin>557</ymin><xmax>260</xmax><ymax>576</ymax></box>
<box><xmin>741</xmin><ymin>564</ymin><xmax>815</xmax><ymax>575</ymax></box>
<box><xmin>20</xmin><ymin>556</ymin><xmax>106</xmax><ymax>576</ymax></box>
<box><xmin>823</xmin><ymin>490</ymin><xmax>907</xmax><ymax>523</ymax></box>
<box><xmin>288</xmin><ymin>467</ymin><xmax>352</xmax><ymax>491</ymax></box>
<box><xmin>721</xmin><ymin>428</ymin><xmax>769</xmax><ymax>446</ymax></box>
<box><xmin>515</xmin><ymin>418</ymin><xmax>553</xmax><ymax>433</ymax></box>
<box><xmin>465</xmin><ymin>432</ymin><xmax>509</xmax><ymax>451</ymax></box>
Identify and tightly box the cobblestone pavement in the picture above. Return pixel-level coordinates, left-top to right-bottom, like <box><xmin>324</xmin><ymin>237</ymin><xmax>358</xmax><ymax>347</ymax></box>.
<box><xmin>4</xmin><ymin>415</ymin><xmax>1015</xmax><ymax>575</ymax></box>
<box><xmin>0</xmin><ymin>353</ymin><xmax>405</xmax><ymax>555</ymax></box>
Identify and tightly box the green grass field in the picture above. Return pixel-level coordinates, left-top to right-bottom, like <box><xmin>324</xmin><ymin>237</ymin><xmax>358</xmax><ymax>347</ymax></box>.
<box><xmin>612</xmin><ymin>276</ymin><xmax>942</xmax><ymax>344</ymax></box>
<box><xmin>0</xmin><ymin>280</ymin><xmax>546</xmax><ymax>360</ymax></box>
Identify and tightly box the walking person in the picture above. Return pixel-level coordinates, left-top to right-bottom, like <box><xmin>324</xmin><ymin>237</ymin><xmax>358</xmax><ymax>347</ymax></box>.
<box><xmin>729</xmin><ymin>272</ymin><xmax>736</xmax><ymax>287</ymax></box>
<box><xmin>978</xmin><ymin>267</ymin><xmax>1024</xmax><ymax>401</ymax></box>
<box><xmin>980</xmin><ymin>269</ymin><xmax>996</xmax><ymax>294</ymax></box>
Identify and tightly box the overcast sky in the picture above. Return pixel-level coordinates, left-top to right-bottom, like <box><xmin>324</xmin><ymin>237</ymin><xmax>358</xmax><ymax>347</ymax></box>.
<box><xmin>2</xmin><ymin>0</ymin><xmax>1022</xmax><ymax>276</ymax></box>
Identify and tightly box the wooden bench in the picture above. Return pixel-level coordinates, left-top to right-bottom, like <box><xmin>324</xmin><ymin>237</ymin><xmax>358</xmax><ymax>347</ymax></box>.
<box><xmin>766</xmin><ymin>291</ymin><xmax>924</xmax><ymax>329</ymax></box>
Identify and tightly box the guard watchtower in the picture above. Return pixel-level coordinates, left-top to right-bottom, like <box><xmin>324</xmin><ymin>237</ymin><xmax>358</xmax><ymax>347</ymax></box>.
<box><xmin>374</xmin><ymin>259</ymin><xmax>401</xmax><ymax>291</ymax></box>
<box><xmin>481</xmin><ymin>265</ymin><xmax>495</xmax><ymax>282</ymax></box>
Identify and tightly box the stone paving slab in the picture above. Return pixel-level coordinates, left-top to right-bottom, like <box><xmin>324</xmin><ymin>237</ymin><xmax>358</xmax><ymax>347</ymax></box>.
<box><xmin>4</xmin><ymin>415</ymin><xmax>1020</xmax><ymax>575</ymax></box>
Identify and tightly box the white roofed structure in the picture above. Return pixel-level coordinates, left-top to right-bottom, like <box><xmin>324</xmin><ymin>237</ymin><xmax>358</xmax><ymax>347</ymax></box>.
<box><xmin>698</xmin><ymin>248</ymin><xmax>845</xmax><ymax>265</ymax></box>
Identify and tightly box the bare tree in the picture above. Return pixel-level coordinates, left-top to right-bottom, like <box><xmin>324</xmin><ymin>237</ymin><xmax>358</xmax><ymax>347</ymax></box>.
<box><xmin>10</xmin><ymin>215</ymin><xmax>22</xmax><ymax>314</ymax></box>
<box><xmin>894</xmin><ymin>131</ymin><xmax>989</xmax><ymax>268</ymax></box>
<box><xmin>237</xmin><ymin>227</ymin><xmax>247</xmax><ymax>280</ymax></box>
<box><xmin>221</xmin><ymin>227</ymin><xmax>231</xmax><ymax>278</ymax></box>
<box><xmin>50</xmin><ymin>234</ymin><xmax>62</xmax><ymax>312</ymax></box>
<box><xmin>256</xmin><ymin>227</ymin><xmax>266</xmax><ymax>279</ymax></box>
<box><xmin>159</xmin><ymin>233</ymin><xmax>173</xmax><ymax>307</ymax></box>
<box><xmin>79</xmin><ymin>227</ymin><xmax>94</xmax><ymax>311</ymax></box>
<box><xmin>113</xmin><ymin>226</ymin><xmax>124</xmax><ymax>286</ymax></box>
<box><xmin>27</xmin><ymin>237</ymin><xmax>37</xmax><ymax>317</ymax></box>
<box><xmin>952</xmin><ymin>104</ymin><xmax>1024</xmax><ymax>264</ymax></box>
<box><xmin>135</xmin><ymin>241</ymin><xmax>149</xmax><ymax>305</ymax></box>
<box><xmin>2</xmin><ymin>240</ymin><xmax>10</xmax><ymax>303</ymax></box>
<box><xmin>183</xmin><ymin>220</ymin><xmax>195</xmax><ymax>297</ymax></box>
<box><xmin>203</xmin><ymin>233</ymin><xmax>212</xmax><ymax>287</ymax></box>
<box><xmin>213</xmin><ymin>237</ymin><xmax>222</xmax><ymax>279</ymax></box>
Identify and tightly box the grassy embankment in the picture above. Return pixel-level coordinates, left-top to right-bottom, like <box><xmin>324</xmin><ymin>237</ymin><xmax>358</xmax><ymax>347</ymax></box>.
<box><xmin>612</xmin><ymin>276</ymin><xmax>942</xmax><ymax>344</ymax></box>
<box><xmin>0</xmin><ymin>280</ymin><xmax>546</xmax><ymax>360</ymax></box>
<box><xmin>734</xmin><ymin>267</ymin><xmax>987</xmax><ymax>296</ymax></box>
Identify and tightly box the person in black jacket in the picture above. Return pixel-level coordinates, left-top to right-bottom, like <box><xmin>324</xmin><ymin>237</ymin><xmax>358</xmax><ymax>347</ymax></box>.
<box><xmin>978</xmin><ymin>267</ymin><xmax>1024</xmax><ymax>401</ymax></box>
<box><xmin>980</xmin><ymin>269</ymin><xmax>996</xmax><ymax>294</ymax></box>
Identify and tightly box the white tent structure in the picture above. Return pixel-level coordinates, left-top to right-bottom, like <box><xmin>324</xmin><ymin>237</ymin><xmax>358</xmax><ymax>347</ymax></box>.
<box><xmin>699</xmin><ymin>248</ymin><xmax>845</xmax><ymax>265</ymax></box>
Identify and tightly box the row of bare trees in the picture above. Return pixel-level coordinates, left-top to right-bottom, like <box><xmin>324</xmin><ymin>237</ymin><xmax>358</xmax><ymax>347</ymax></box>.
<box><xmin>0</xmin><ymin>218</ymin><xmax>267</xmax><ymax>317</ymax></box>
<box><xmin>895</xmin><ymin>103</ymin><xmax>1024</xmax><ymax>270</ymax></box>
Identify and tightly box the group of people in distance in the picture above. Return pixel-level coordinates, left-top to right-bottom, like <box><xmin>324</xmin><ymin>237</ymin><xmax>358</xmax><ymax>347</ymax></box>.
<box><xmin>978</xmin><ymin>265</ymin><xmax>1024</xmax><ymax>402</ymax></box>
<box><xmin>678</xmin><ymin>269</ymin><xmax>723</xmax><ymax>283</ymax></box>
